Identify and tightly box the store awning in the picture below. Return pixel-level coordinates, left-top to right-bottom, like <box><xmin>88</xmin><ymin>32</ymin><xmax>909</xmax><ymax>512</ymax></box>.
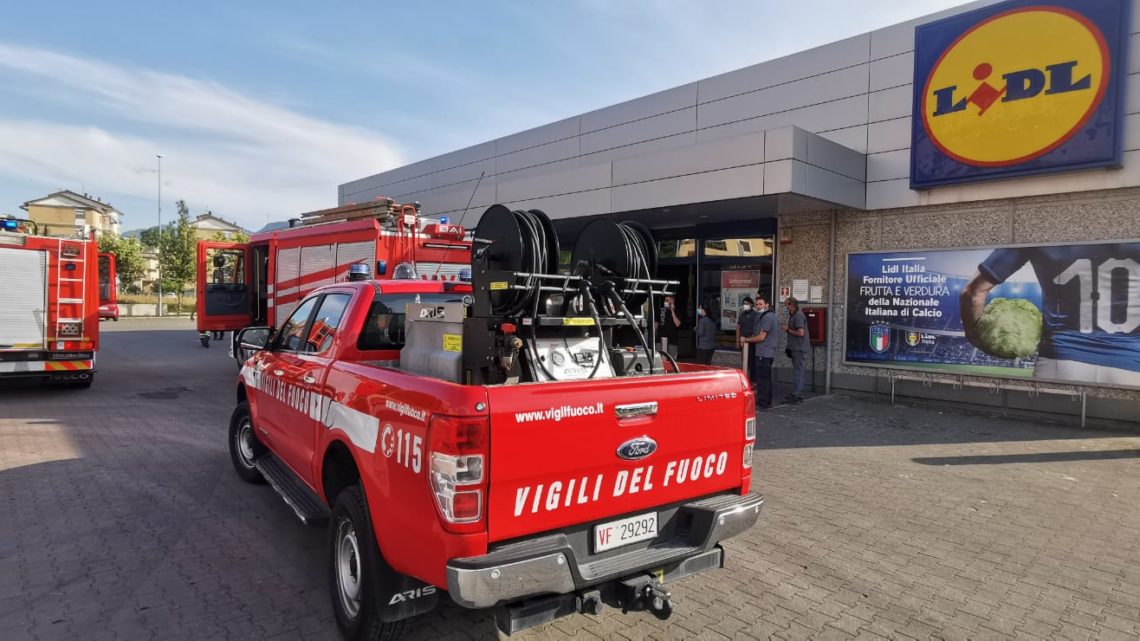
<box><xmin>493</xmin><ymin>125</ymin><xmax>865</xmax><ymax>236</ymax></box>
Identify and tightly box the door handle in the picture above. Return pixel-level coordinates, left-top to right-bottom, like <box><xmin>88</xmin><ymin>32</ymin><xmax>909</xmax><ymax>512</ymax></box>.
<box><xmin>273</xmin><ymin>370</ymin><xmax>284</xmax><ymax>376</ymax></box>
<box><xmin>302</xmin><ymin>376</ymin><xmax>317</xmax><ymax>384</ymax></box>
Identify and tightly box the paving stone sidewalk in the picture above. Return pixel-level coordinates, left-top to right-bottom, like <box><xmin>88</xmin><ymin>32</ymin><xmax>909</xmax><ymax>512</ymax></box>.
<box><xmin>1</xmin><ymin>321</ymin><xmax>1137</xmax><ymax>640</ymax></box>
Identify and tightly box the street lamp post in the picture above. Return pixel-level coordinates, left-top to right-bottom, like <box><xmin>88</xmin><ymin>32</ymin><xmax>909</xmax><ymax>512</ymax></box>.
<box><xmin>156</xmin><ymin>154</ymin><xmax>163</xmax><ymax>317</ymax></box>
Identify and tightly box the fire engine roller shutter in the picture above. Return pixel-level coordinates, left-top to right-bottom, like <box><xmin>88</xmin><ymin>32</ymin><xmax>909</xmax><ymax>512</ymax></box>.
<box><xmin>334</xmin><ymin>241</ymin><xmax>375</xmax><ymax>281</ymax></box>
<box><xmin>300</xmin><ymin>244</ymin><xmax>335</xmax><ymax>290</ymax></box>
<box><xmin>0</xmin><ymin>247</ymin><xmax>48</xmax><ymax>348</ymax></box>
<box><xmin>276</xmin><ymin>247</ymin><xmax>301</xmax><ymax>322</ymax></box>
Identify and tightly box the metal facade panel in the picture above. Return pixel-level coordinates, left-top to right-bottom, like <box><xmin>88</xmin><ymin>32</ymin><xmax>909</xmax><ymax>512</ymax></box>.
<box><xmin>430</xmin><ymin>159</ymin><xmax>495</xmax><ymax>190</ymax></box>
<box><xmin>869</xmin><ymin>52</ymin><xmax>913</xmax><ymax>92</ymax></box>
<box><xmin>580</xmin><ymin>107</ymin><xmax>695</xmax><ymax>155</ymax></box>
<box><xmin>496</xmin><ymin>162</ymin><xmax>612</xmax><ymax>203</ymax></box>
<box><xmin>697</xmin><ymin>96</ymin><xmax>869</xmax><ymax>145</ymax></box>
<box><xmin>494</xmin><ymin>117</ymin><xmax>580</xmax><ymax>156</ymax></box>
<box><xmin>431</xmin><ymin>141</ymin><xmax>496</xmax><ymax>173</ymax></box>
<box><xmin>579</xmin><ymin>132</ymin><xmax>696</xmax><ymax>165</ymax></box>
<box><xmin>807</xmin><ymin>133</ymin><xmax>867</xmax><ymax>181</ymax></box>
<box><xmin>868</xmin><ymin>85</ymin><xmax>911</xmax><ymax>123</ymax></box>
<box><xmin>698</xmin><ymin>34</ymin><xmax>871</xmax><ymax>103</ymax></box>
<box><xmin>580</xmin><ymin>83</ymin><xmax>698</xmax><ymax>133</ymax></box>
<box><xmin>611</xmin><ymin>165</ymin><xmax>765</xmax><ymax>212</ymax></box>
<box><xmin>803</xmin><ymin>165</ymin><xmax>867</xmax><ymax>208</ymax></box>
<box><xmin>818</xmin><ymin>126</ymin><xmax>869</xmax><ymax>155</ymax></box>
<box><xmin>612</xmin><ymin>132</ymin><xmax>765</xmax><ymax>187</ymax></box>
<box><xmin>697</xmin><ymin>65</ymin><xmax>869</xmax><ymax>130</ymax></box>
<box><xmin>0</xmin><ymin>247</ymin><xmax>47</xmax><ymax>348</ymax></box>
<box><xmin>504</xmin><ymin>188</ymin><xmax>612</xmax><ymax>221</ymax></box>
<box><xmin>867</xmin><ymin>150</ymin><xmax>910</xmax><ymax>183</ymax></box>
<box><xmin>867</xmin><ymin>117</ymin><xmax>912</xmax><ymax>154</ymax></box>
<box><xmin>494</xmin><ymin>137</ymin><xmax>580</xmax><ymax>175</ymax></box>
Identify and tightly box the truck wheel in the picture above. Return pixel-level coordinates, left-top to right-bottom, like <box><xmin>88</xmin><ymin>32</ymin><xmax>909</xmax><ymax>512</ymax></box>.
<box><xmin>71</xmin><ymin>374</ymin><xmax>94</xmax><ymax>389</ymax></box>
<box><xmin>329</xmin><ymin>486</ymin><xmax>405</xmax><ymax>641</ymax></box>
<box><xmin>228</xmin><ymin>402</ymin><xmax>265</xmax><ymax>484</ymax></box>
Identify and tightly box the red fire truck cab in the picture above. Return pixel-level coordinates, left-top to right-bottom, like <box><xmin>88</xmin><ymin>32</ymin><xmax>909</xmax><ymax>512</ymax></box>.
<box><xmin>0</xmin><ymin>216</ymin><xmax>112</xmax><ymax>388</ymax></box>
<box><xmin>195</xmin><ymin>199</ymin><xmax>472</xmax><ymax>356</ymax></box>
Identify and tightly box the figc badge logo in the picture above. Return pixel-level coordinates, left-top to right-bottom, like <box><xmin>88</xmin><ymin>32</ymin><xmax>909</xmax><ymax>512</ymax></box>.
<box><xmin>910</xmin><ymin>0</ymin><xmax>1128</xmax><ymax>188</ymax></box>
<box><xmin>870</xmin><ymin>325</ymin><xmax>891</xmax><ymax>354</ymax></box>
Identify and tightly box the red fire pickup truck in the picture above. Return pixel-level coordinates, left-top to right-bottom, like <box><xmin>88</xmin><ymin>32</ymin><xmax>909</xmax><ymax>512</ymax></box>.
<box><xmin>229</xmin><ymin>278</ymin><xmax>761</xmax><ymax>640</ymax></box>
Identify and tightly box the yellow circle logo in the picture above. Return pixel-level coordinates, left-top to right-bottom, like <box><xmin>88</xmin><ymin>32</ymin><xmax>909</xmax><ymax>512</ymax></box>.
<box><xmin>922</xmin><ymin>7</ymin><xmax>1109</xmax><ymax>167</ymax></box>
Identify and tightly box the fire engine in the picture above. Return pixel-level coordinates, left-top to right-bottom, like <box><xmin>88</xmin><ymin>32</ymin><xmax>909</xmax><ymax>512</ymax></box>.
<box><xmin>0</xmin><ymin>215</ymin><xmax>113</xmax><ymax>388</ymax></box>
<box><xmin>195</xmin><ymin>198</ymin><xmax>472</xmax><ymax>357</ymax></box>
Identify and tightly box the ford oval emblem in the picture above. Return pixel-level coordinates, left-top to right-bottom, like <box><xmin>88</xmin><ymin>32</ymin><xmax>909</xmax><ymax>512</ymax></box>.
<box><xmin>616</xmin><ymin>437</ymin><xmax>657</xmax><ymax>461</ymax></box>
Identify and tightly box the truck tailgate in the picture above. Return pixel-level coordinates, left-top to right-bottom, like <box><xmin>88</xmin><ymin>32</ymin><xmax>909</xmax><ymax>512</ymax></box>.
<box><xmin>485</xmin><ymin>370</ymin><xmax>750</xmax><ymax>542</ymax></box>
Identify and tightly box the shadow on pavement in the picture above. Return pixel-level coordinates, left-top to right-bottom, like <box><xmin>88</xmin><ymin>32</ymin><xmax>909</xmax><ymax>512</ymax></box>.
<box><xmin>756</xmin><ymin>392</ymin><xmax>1136</xmax><ymax>451</ymax></box>
<box><xmin>912</xmin><ymin>449</ymin><xmax>1140</xmax><ymax>466</ymax></box>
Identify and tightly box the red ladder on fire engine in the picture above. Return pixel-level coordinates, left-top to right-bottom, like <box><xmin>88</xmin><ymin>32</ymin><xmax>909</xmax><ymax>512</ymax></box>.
<box><xmin>55</xmin><ymin>237</ymin><xmax>87</xmax><ymax>344</ymax></box>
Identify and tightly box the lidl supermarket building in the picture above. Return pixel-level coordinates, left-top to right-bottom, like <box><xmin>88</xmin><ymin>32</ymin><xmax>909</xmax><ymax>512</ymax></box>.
<box><xmin>340</xmin><ymin>0</ymin><xmax>1140</xmax><ymax>425</ymax></box>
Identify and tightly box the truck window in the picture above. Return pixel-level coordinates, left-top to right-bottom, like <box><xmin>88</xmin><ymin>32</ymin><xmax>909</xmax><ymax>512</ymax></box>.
<box><xmin>358</xmin><ymin>294</ymin><xmax>465</xmax><ymax>351</ymax></box>
<box><xmin>305</xmin><ymin>293</ymin><xmax>350</xmax><ymax>354</ymax></box>
<box><xmin>276</xmin><ymin>297</ymin><xmax>318</xmax><ymax>352</ymax></box>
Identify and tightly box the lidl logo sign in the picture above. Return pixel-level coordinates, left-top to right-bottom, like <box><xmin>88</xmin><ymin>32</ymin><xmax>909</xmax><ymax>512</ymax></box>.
<box><xmin>911</xmin><ymin>0</ymin><xmax>1129</xmax><ymax>188</ymax></box>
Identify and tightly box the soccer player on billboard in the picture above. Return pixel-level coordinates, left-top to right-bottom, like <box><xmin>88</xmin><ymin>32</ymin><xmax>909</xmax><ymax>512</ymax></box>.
<box><xmin>960</xmin><ymin>244</ymin><xmax>1140</xmax><ymax>386</ymax></box>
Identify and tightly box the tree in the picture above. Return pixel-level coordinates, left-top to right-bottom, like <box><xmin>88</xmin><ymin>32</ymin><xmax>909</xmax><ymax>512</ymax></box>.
<box><xmin>96</xmin><ymin>233</ymin><xmax>146</xmax><ymax>293</ymax></box>
<box><xmin>139</xmin><ymin>226</ymin><xmax>162</xmax><ymax>249</ymax></box>
<box><xmin>159</xmin><ymin>200</ymin><xmax>198</xmax><ymax>314</ymax></box>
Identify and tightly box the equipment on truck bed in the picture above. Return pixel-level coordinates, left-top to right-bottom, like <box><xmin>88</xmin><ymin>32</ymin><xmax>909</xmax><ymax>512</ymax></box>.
<box><xmin>400</xmin><ymin>205</ymin><xmax>678</xmax><ymax>386</ymax></box>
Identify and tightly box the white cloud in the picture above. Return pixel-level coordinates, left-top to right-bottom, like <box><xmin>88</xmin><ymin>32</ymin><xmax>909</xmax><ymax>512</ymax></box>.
<box><xmin>0</xmin><ymin>42</ymin><xmax>406</xmax><ymax>229</ymax></box>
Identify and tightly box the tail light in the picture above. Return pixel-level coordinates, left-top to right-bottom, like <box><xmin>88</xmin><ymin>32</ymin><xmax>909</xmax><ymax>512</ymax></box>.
<box><xmin>742</xmin><ymin>395</ymin><xmax>756</xmax><ymax>492</ymax></box>
<box><xmin>427</xmin><ymin>415</ymin><xmax>488</xmax><ymax>534</ymax></box>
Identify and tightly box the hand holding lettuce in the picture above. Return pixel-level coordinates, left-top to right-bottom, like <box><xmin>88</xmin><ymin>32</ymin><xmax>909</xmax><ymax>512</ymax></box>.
<box><xmin>971</xmin><ymin>298</ymin><xmax>1043</xmax><ymax>358</ymax></box>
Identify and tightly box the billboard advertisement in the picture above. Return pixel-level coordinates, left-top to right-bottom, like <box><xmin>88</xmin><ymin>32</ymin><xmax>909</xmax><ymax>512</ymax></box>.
<box><xmin>845</xmin><ymin>241</ymin><xmax>1140</xmax><ymax>389</ymax></box>
<box><xmin>910</xmin><ymin>0</ymin><xmax>1130</xmax><ymax>189</ymax></box>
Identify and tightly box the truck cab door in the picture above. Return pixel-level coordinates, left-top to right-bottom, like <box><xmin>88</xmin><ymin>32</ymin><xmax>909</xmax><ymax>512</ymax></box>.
<box><xmin>196</xmin><ymin>241</ymin><xmax>252</xmax><ymax>333</ymax></box>
<box><xmin>270</xmin><ymin>291</ymin><xmax>352</xmax><ymax>481</ymax></box>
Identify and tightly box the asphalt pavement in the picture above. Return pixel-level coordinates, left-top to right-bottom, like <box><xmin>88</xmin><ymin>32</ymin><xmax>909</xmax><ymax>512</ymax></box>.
<box><xmin>1</xmin><ymin>317</ymin><xmax>1138</xmax><ymax>640</ymax></box>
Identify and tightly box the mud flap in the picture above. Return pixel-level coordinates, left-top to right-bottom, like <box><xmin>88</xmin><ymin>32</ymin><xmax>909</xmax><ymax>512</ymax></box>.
<box><xmin>376</xmin><ymin>560</ymin><xmax>441</xmax><ymax>623</ymax></box>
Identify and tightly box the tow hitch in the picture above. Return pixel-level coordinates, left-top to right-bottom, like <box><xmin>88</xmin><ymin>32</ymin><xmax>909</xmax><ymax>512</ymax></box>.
<box><xmin>617</xmin><ymin>574</ymin><xmax>673</xmax><ymax>620</ymax></box>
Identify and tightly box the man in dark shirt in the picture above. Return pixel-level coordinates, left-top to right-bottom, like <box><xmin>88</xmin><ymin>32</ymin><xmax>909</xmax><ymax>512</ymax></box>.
<box><xmin>743</xmin><ymin>296</ymin><xmax>778</xmax><ymax>408</ymax></box>
<box><xmin>736</xmin><ymin>297</ymin><xmax>759</xmax><ymax>388</ymax></box>
<box><xmin>782</xmin><ymin>297</ymin><xmax>810</xmax><ymax>404</ymax></box>
<box><xmin>658</xmin><ymin>295</ymin><xmax>683</xmax><ymax>358</ymax></box>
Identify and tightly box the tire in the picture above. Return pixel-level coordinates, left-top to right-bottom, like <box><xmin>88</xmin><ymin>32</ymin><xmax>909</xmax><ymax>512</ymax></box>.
<box><xmin>228</xmin><ymin>402</ymin><xmax>266</xmax><ymax>484</ymax></box>
<box><xmin>329</xmin><ymin>486</ymin><xmax>405</xmax><ymax>641</ymax></box>
<box><xmin>71</xmin><ymin>374</ymin><xmax>94</xmax><ymax>389</ymax></box>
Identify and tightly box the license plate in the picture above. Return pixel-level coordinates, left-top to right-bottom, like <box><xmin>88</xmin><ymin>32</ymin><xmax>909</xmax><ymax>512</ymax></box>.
<box><xmin>594</xmin><ymin>512</ymin><xmax>658</xmax><ymax>553</ymax></box>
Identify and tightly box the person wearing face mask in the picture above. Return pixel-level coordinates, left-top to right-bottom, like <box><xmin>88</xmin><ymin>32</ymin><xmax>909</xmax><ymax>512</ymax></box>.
<box><xmin>658</xmin><ymin>295</ymin><xmax>684</xmax><ymax>358</ymax></box>
<box><xmin>742</xmin><ymin>295</ymin><xmax>778</xmax><ymax>408</ymax></box>
<box><xmin>736</xmin><ymin>297</ymin><xmax>759</xmax><ymax>389</ymax></box>
<box><xmin>694</xmin><ymin>303</ymin><xmax>717</xmax><ymax>364</ymax></box>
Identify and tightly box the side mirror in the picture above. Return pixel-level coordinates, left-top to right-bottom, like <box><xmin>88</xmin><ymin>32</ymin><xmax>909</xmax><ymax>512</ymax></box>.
<box><xmin>237</xmin><ymin>326</ymin><xmax>272</xmax><ymax>352</ymax></box>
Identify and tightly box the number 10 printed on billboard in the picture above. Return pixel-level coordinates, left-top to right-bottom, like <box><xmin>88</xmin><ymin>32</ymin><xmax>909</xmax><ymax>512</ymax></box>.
<box><xmin>845</xmin><ymin>241</ymin><xmax>1140</xmax><ymax>389</ymax></box>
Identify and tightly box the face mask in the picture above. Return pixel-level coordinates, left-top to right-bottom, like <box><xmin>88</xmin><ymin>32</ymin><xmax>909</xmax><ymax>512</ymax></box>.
<box><xmin>698</xmin><ymin>309</ymin><xmax>706</xmax><ymax>317</ymax></box>
<box><xmin>741</xmin><ymin>304</ymin><xmax>752</xmax><ymax>311</ymax></box>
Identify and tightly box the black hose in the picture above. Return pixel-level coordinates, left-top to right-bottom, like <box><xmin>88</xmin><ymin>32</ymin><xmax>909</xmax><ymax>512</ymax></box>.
<box><xmin>602</xmin><ymin>282</ymin><xmax>658</xmax><ymax>375</ymax></box>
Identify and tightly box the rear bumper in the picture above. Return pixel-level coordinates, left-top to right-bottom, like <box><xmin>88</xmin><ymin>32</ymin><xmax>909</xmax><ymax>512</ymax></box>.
<box><xmin>446</xmin><ymin>492</ymin><xmax>763</xmax><ymax>609</ymax></box>
<box><xmin>0</xmin><ymin>353</ymin><xmax>95</xmax><ymax>377</ymax></box>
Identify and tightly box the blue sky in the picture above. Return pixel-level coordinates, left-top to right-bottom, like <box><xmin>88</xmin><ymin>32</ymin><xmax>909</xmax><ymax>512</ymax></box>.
<box><xmin>0</xmin><ymin>0</ymin><xmax>968</xmax><ymax>232</ymax></box>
